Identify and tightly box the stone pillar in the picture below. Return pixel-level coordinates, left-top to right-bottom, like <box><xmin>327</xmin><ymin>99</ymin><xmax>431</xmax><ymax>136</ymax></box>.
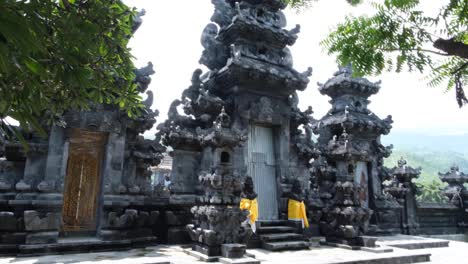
<box><xmin>170</xmin><ymin>149</ymin><xmax>200</xmax><ymax>194</ymax></box>
<box><xmin>21</xmin><ymin>150</ymin><xmax>47</xmax><ymax>191</ymax></box>
<box><xmin>102</xmin><ymin>132</ymin><xmax>126</xmax><ymax>194</ymax></box>
<box><xmin>44</xmin><ymin>126</ymin><xmax>65</xmax><ymax>181</ymax></box>
<box><xmin>40</xmin><ymin>126</ymin><xmax>65</xmax><ymax>192</ymax></box>
<box><xmin>403</xmin><ymin>187</ymin><xmax>419</xmax><ymax>235</ymax></box>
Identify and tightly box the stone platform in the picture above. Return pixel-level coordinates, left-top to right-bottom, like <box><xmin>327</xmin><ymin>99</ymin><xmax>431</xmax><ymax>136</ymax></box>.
<box><xmin>0</xmin><ymin>236</ymin><xmax>158</xmax><ymax>257</ymax></box>
<box><xmin>376</xmin><ymin>235</ymin><xmax>450</xmax><ymax>250</ymax></box>
<box><xmin>0</xmin><ymin>242</ymin><xmax>444</xmax><ymax>264</ymax></box>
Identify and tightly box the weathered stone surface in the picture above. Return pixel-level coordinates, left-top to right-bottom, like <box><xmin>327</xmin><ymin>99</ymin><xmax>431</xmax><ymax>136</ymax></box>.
<box><xmin>25</xmin><ymin>232</ymin><xmax>58</xmax><ymax>245</ymax></box>
<box><xmin>221</xmin><ymin>243</ymin><xmax>246</xmax><ymax>258</ymax></box>
<box><xmin>0</xmin><ymin>232</ymin><xmax>26</xmax><ymax>244</ymax></box>
<box><xmin>166</xmin><ymin>211</ymin><xmax>190</xmax><ymax>226</ymax></box>
<box><xmin>0</xmin><ymin>212</ymin><xmax>18</xmax><ymax>231</ymax></box>
<box><xmin>357</xmin><ymin>236</ymin><xmax>377</xmax><ymax>248</ymax></box>
<box><xmin>15</xmin><ymin>180</ymin><xmax>31</xmax><ymax>192</ymax></box>
<box><xmin>23</xmin><ymin>211</ymin><xmax>60</xmax><ymax>231</ymax></box>
<box><xmin>36</xmin><ymin>181</ymin><xmax>55</xmax><ymax>193</ymax></box>
<box><xmin>167</xmin><ymin>227</ymin><xmax>190</xmax><ymax>244</ymax></box>
<box><xmin>104</xmin><ymin>209</ymin><xmax>158</xmax><ymax>230</ymax></box>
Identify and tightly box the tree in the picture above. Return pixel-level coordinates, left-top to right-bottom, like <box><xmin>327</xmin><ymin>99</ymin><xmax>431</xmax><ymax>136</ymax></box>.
<box><xmin>0</xmin><ymin>0</ymin><xmax>144</xmax><ymax>144</ymax></box>
<box><xmin>284</xmin><ymin>0</ymin><xmax>468</xmax><ymax>107</ymax></box>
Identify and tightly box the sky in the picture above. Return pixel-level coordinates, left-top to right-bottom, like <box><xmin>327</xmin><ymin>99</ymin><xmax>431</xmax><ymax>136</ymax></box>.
<box><xmin>123</xmin><ymin>0</ymin><xmax>468</xmax><ymax>137</ymax></box>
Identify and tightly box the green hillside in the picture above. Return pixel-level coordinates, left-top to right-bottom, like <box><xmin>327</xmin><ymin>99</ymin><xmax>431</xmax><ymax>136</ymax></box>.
<box><xmin>384</xmin><ymin>146</ymin><xmax>468</xmax><ymax>184</ymax></box>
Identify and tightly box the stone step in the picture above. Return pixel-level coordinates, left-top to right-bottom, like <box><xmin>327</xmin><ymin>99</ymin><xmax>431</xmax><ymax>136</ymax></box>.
<box><xmin>14</xmin><ymin>236</ymin><xmax>158</xmax><ymax>257</ymax></box>
<box><xmin>262</xmin><ymin>240</ymin><xmax>310</xmax><ymax>251</ymax></box>
<box><xmin>259</xmin><ymin>233</ymin><xmax>304</xmax><ymax>242</ymax></box>
<box><xmin>256</xmin><ymin>220</ymin><xmax>289</xmax><ymax>227</ymax></box>
<box><xmin>257</xmin><ymin>226</ymin><xmax>298</xmax><ymax>234</ymax></box>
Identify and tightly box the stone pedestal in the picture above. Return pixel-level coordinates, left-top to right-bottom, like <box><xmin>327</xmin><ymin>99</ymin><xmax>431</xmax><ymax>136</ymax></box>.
<box><xmin>222</xmin><ymin>244</ymin><xmax>246</xmax><ymax>258</ymax></box>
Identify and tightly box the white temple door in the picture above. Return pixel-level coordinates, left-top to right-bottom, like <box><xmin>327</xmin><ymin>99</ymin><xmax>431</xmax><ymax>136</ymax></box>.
<box><xmin>248</xmin><ymin>125</ymin><xmax>279</xmax><ymax>220</ymax></box>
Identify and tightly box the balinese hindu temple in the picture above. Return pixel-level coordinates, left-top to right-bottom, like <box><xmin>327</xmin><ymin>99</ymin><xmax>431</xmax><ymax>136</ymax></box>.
<box><xmin>0</xmin><ymin>0</ymin><xmax>467</xmax><ymax>261</ymax></box>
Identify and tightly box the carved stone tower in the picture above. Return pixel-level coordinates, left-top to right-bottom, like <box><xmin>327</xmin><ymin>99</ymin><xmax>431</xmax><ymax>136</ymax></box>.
<box><xmin>158</xmin><ymin>0</ymin><xmax>317</xmax><ymax>255</ymax></box>
<box><xmin>313</xmin><ymin>65</ymin><xmax>393</xmax><ymax>246</ymax></box>
<box><xmin>201</xmin><ymin>0</ymin><xmax>314</xmax><ymax>221</ymax></box>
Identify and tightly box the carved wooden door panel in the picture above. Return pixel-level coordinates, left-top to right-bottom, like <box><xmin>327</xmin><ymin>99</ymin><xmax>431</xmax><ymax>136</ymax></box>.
<box><xmin>355</xmin><ymin>161</ymin><xmax>369</xmax><ymax>208</ymax></box>
<box><xmin>61</xmin><ymin>129</ymin><xmax>107</xmax><ymax>234</ymax></box>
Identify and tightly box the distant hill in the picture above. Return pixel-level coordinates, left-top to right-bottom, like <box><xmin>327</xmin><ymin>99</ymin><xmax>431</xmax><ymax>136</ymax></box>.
<box><xmin>384</xmin><ymin>146</ymin><xmax>468</xmax><ymax>183</ymax></box>
<box><xmin>382</xmin><ymin>132</ymin><xmax>468</xmax><ymax>183</ymax></box>
<box><xmin>382</xmin><ymin>132</ymin><xmax>468</xmax><ymax>154</ymax></box>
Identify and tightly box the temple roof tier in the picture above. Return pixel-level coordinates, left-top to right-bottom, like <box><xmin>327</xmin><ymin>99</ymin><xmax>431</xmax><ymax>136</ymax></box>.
<box><xmin>218</xmin><ymin>15</ymin><xmax>299</xmax><ymax>49</ymax></box>
<box><xmin>198</xmin><ymin>127</ymin><xmax>247</xmax><ymax>148</ymax></box>
<box><xmin>318</xmin><ymin>66</ymin><xmax>381</xmax><ymax>98</ymax></box>
<box><xmin>324</xmin><ymin>139</ymin><xmax>372</xmax><ymax>161</ymax></box>
<box><xmin>388</xmin><ymin>158</ymin><xmax>422</xmax><ymax>183</ymax></box>
<box><xmin>315</xmin><ymin>111</ymin><xmax>393</xmax><ymax>135</ymax></box>
<box><xmin>439</xmin><ymin>165</ymin><xmax>468</xmax><ymax>185</ymax></box>
<box><xmin>163</xmin><ymin>129</ymin><xmax>201</xmax><ymax>151</ymax></box>
<box><xmin>204</xmin><ymin>55</ymin><xmax>311</xmax><ymax>96</ymax></box>
<box><xmin>226</xmin><ymin>0</ymin><xmax>287</xmax><ymax>11</ymax></box>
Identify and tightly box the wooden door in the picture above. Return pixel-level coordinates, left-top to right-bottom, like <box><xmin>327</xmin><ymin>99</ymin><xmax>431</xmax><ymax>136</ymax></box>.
<box><xmin>248</xmin><ymin>125</ymin><xmax>278</xmax><ymax>220</ymax></box>
<box><xmin>61</xmin><ymin>128</ymin><xmax>107</xmax><ymax>235</ymax></box>
<box><xmin>355</xmin><ymin>161</ymin><xmax>369</xmax><ymax>208</ymax></box>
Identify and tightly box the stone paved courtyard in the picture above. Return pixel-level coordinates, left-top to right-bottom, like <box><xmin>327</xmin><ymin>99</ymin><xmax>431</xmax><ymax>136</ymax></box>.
<box><xmin>1</xmin><ymin>236</ymin><xmax>467</xmax><ymax>264</ymax></box>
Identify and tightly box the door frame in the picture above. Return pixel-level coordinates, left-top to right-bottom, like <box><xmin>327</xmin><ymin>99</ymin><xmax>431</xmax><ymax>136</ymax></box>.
<box><xmin>60</xmin><ymin>128</ymin><xmax>108</xmax><ymax>238</ymax></box>
<box><xmin>248</xmin><ymin>123</ymin><xmax>280</xmax><ymax>220</ymax></box>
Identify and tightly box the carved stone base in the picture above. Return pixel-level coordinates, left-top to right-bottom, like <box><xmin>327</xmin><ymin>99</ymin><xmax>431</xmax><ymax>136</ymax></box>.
<box><xmin>193</xmin><ymin>243</ymin><xmax>221</xmax><ymax>257</ymax></box>
<box><xmin>221</xmin><ymin>244</ymin><xmax>246</xmax><ymax>259</ymax></box>
<box><xmin>325</xmin><ymin>235</ymin><xmax>377</xmax><ymax>248</ymax></box>
<box><xmin>25</xmin><ymin>231</ymin><xmax>58</xmax><ymax>245</ymax></box>
<box><xmin>185</xmin><ymin>244</ymin><xmax>257</xmax><ymax>263</ymax></box>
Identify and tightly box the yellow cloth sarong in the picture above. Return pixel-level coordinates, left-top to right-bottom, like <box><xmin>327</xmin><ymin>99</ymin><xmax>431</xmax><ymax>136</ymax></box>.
<box><xmin>288</xmin><ymin>199</ymin><xmax>309</xmax><ymax>228</ymax></box>
<box><xmin>240</xmin><ymin>198</ymin><xmax>258</xmax><ymax>232</ymax></box>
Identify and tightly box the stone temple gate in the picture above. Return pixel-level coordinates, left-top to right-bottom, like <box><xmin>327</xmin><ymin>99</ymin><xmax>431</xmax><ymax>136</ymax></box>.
<box><xmin>2</xmin><ymin>0</ymin><xmax>466</xmax><ymax>259</ymax></box>
<box><xmin>157</xmin><ymin>0</ymin><xmax>315</xmax><ymax>223</ymax></box>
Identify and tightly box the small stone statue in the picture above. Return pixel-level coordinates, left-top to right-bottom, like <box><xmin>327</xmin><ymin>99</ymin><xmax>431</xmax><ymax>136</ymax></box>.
<box><xmin>288</xmin><ymin>179</ymin><xmax>305</xmax><ymax>202</ymax></box>
<box><xmin>240</xmin><ymin>177</ymin><xmax>258</xmax><ymax>232</ymax></box>
<box><xmin>287</xmin><ymin>179</ymin><xmax>309</xmax><ymax>228</ymax></box>
<box><xmin>240</xmin><ymin>176</ymin><xmax>257</xmax><ymax>200</ymax></box>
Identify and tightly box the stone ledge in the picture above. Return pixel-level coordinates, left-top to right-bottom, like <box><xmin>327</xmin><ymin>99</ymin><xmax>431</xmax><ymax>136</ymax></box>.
<box><xmin>320</xmin><ymin>241</ymin><xmax>393</xmax><ymax>253</ymax></box>
<box><xmin>11</xmin><ymin>236</ymin><xmax>157</xmax><ymax>257</ymax></box>
<box><xmin>219</xmin><ymin>257</ymin><xmax>260</xmax><ymax>264</ymax></box>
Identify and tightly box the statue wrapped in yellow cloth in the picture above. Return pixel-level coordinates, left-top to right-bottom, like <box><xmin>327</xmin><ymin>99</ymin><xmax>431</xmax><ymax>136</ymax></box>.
<box><xmin>287</xmin><ymin>179</ymin><xmax>309</xmax><ymax>228</ymax></box>
<box><xmin>239</xmin><ymin>177</ymin><xmax>258</xmax><ymax>232</ymax></box>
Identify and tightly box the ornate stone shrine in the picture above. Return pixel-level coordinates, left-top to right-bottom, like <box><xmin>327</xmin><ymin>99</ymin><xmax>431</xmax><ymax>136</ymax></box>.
<box><xmin>312</xmin><ymin>65</ymin><xmax>393</xmax><ymax>247</ymax></box>
<box><xmin>2</xmin><ymin>0</ymin><xmax>468</xmax><ymax>259</ymax></box>
<box><xmin>0</xmin><ymin>12</ymin><xmax>165</xmax><ymax>254</ymax></box>
<box><xmin>439</xmin><ymin>165</ymin><xmax>468</xmax><ymax>204</ymax></box>
<box><xmin>157</xmin><ymin>0</ymin><xmax>317</xmax><ymax>256</ymax></box>
<box><xmin>387</xmin><ymin>158</ymin><xmax>422</xmax><ymax>235</ymax></box>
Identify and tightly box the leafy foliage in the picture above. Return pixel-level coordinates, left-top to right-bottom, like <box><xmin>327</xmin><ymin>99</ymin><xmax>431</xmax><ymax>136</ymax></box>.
<box><xmin>0</xmin><ymin>0</ymin><xmax>144</xmax><ymax>143</ymax></box>
<box><xmin>415</xmin><ymin>180</ymin><xmax>448</xmax><ymax>203</ymax></box>
<box><xmin>283</xmin><ymin>0</ymin><xmax>362</xmax><ymax>9</ymax></box>
<box><xmin>283</xmin><ymin>0</ymin><xmax>468</xmax><ymax>107</ymax></box>
<box><xmin>385</xmin><ymin>146</ymin><xmax>468</xmax><ymax>203</ymax></box>
<box><xmin>385</xmin><ymin>146</ymin><xmax>468</xmax><ymax>181</ymax></box>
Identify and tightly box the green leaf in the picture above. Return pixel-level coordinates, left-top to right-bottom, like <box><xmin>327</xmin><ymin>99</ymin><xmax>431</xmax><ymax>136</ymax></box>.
<box><xmin>23</xmin><ymin>57</ymin><xmax>45</xmax><ymax>75</ymax></box>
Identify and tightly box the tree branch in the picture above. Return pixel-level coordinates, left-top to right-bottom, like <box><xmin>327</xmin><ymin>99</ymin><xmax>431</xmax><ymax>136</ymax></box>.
<box><xmin>379</xmin><ymin>48</ymin><xmax>450</xmax><ymax>57</ymax></box>
<box><xmin>452</xmin><ymin>62</ymin><xmax>468</xmax><ymax>75</ymax></box>
<box><xmin>433</xmin><ymin>38</ymin><xmax>468</xmax><ymax>60</ymax></box>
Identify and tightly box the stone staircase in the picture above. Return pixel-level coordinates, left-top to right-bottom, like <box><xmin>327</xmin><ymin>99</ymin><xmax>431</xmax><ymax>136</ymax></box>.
<box><xmin>256</xmin><ymin>220</ymin><xmax>310</xmax><ymax>251</ymax></box>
